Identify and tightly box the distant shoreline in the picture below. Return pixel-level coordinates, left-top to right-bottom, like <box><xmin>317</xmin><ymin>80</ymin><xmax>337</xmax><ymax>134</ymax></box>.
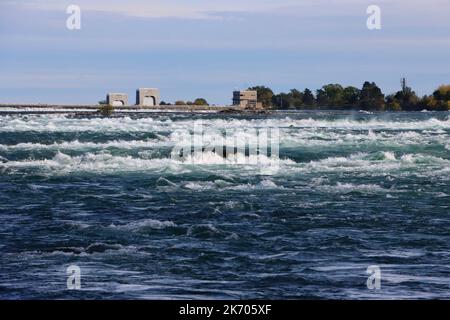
<box><xmin>0</xmin><ymin>103</ymin><xmax>229</xmax><ymax>109</ymax></box>
<box><xmin>0</xmin><ymin>103</ymin><xmax>448</xmax><ymax>115</ymax></box>
<box><xmin>0</xmin><ymin>103</ymin><xmax>237</xmax><ymax>114</ymax></box>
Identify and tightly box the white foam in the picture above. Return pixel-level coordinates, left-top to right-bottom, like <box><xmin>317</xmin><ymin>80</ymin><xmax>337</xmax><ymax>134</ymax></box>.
<box><xmin>2</xmin><ymin>148</ymin><xmax>448</xmax><ymax>179</ymax></box>
<box><xmin>110</xmin><ymin>219</ymin><xmax>176</xmax><ymax>231</ymax></box>
<box><xmin>259</xmin><ymin>179</ymin><xmax>278</xmax><ymax>188</ymax></box>
<box><xmin>0</xmin><ymin>151</ymin><xmax>292</xmax><ymax>175</ymax></box>
<box><xmin>226</xmin><ymin>179</ymin><xmax>282</xmax><ymax>191</ymax></box>
<box><xmin>296</xmin><ymin>152</ymin><xmax>450</xmax><ymax>177</ymax></box>
<box><xmin>180</xmin><ymin>178</ymin><xmax>282</xmax><ymax>192</ymax></box>
<box><xmin>1</xmin><ymin>114</ymin><xmax>450</xmax><ymax>133</ymax></box>
<box><xmin>2</xmin><ymin>127</ymin><xmax>442</xmax><ymax>152</ymax></box>
<box><xmin>0</xmin><ymin>138</ymin><xmax>169</xmax><ymax>152</ymax></box>
<box><xmin>182</xmin><ymin>151</ymin><xmax>290</xmax><ymax>166</ymax></box>
<box><xmin>382</xmin><ymin>152</ymin><xmax>396</xmax><ymax>161</ymax></box>
<box><xmin>184</xmin><ymin>181</ymin><xmax>216</xmax><ymax>190</ymax></box>
<box><xmin>1</xmin><ymin>114</ymin><xmax>449</xmax><ymax>154</ymax></box>
<box><xmin>0</xmin><ymin>152</ymin><xmax>180</xmax><ymax>174</ymax></box>
<box><xmin>317</xmin><ymin>182</ymin><xmax>390</xmax><ymax>194</ymax></box>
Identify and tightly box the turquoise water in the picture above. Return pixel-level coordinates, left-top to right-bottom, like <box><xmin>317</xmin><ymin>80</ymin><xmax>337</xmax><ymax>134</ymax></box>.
<box><xmin>0</xmin><ymin>110</ymin><xmax>449</xmax><ymax>299</ymax></box>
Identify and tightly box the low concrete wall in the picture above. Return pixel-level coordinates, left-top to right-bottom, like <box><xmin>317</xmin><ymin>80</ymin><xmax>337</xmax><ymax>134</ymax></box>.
<box><xmin>0</xmin><ymin>104</ymin><xmax>240</xmax><ymax>113</ymax></box>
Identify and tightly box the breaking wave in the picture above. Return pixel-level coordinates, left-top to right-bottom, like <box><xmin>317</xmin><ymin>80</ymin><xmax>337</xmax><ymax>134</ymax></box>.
<box><xmin>317</xmin><ymin>182</ymin><xmax>391</xmax><ymax>194</ymax></box>
<box><xmin>1</xmin><ymin>114</ymin><xmax>450</xmax><ymax>133</ymax></box>
<box><xmin>0</xmin><ymin>151</ymin><xmax>291</xmax><ymax>174</ymax></box>
<box><xmin>0</xmin><ymin>138</ymin><xmax>169</xmax><ymax>152</ymax></box>
<box><xmin>109</xmin><ymin>219</ymin><xmax>177</xmax><ymax>231</ymax></box>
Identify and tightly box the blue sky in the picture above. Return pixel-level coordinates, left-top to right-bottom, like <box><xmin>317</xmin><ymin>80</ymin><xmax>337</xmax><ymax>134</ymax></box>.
<box><xmin>0</xmin><ymin>0</ymin><xmax>449</xmax><ymax>105</ymax></box>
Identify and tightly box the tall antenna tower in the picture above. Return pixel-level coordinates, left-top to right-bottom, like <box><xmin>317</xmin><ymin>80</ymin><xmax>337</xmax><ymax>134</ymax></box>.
<box><xmin>401</xmin><ymin>77</ymin><xmax>407</xmax><ymax>93</ymax></box>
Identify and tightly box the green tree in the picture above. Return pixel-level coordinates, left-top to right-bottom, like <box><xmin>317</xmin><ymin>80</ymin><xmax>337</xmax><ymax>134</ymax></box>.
<box><xmin>315</xmin><ymin>89</ymin><xmax>328</xmax><ymax>106</ymax></box>
<box><xmin>394</xmin><ymin>86</ymin><xmax>419</xmax><ymax>110</ymax></box>
<box><xmin>316</xmin><ymin>84</ymin><xmax>344</xmax><ymax>107</ymax></box>
<box><xmin>432</xmin><ymin>85</ymin><xmax>450</xmax><ymax>110</ymax></box>
<box><xmin>98</xmin><ymin>104</ymin><xmax>114</xmax><ymax>116</ymax></box>
<box><xmin>359</xmin><ymin>81</ymin><xmax>385</xmax><ymax>110</ymax></box>
<box><xmin>248</xmin><ymin>86</ymin><xmax>274</xmax><ymax>108</ymax></box>
<box><xmin>385</xmin><ymin>94</ymin><xmax>401</xmax><ymax>111</ymax></box>
<box><xmin>272</xmin><ymin>89</ymin><xmax>305</xmax><ymax>109</ymax></box>
<box><xmin>289</xmin><ymin>89</ymin><xmax>303</xmax><ymax>108</ymax></box>
<box><xmin>175</xmin><ymin>100</ymin><xmax>185</xmax><ymax>105</ymax></box>
<box><xmin>272</xmin><ymin>92</ymin><xmax>292</xmax><ymax>109</ymax></box>
<box><xmin>193</xmin><ymin>98</ymin><xmax>209</xmax><ymax>106</ymax></box>
<box><xmin>302</xmin><ymin>88</ymin><xmax>315</xmax><ymax>106</ymax></box>
<box><xmin>433</xmin><ymin>85</ymin><xmax>450</xmax><ymax>101</ymax></box>
<box><xmin>342</xmin><ymin>86</ymin><xmax>360</xmax><ymax>107</ymax></box>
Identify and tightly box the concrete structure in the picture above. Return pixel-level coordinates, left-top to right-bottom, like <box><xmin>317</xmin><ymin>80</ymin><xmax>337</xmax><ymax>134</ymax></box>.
<box><xmin>0</xmin><ymin>103</ymin><xmax>238</xmax><ymax>114</ymax></box>
<box><xmin>106</xmin><ymin>93</ymin><xmax>128</xmax><ymax>107</ymax></box>
<box><xmin>232</xmin><ymin>90</ymin><xmax>263</xmax><ymax>110</ymax></box>
<box><xmin>136</xmin><ymin>88</ymin><xmax>160</xmax><ymax>107</ymax></box>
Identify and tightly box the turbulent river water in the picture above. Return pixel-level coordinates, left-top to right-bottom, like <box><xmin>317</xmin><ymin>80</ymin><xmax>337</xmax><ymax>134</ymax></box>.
<box><xmin>0</xmin><ymin>110</ymin><xmax>449</xmax><ymax>299</ymax></box>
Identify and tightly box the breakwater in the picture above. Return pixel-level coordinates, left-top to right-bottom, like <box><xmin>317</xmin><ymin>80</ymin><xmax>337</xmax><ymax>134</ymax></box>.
<box><xmin>0</xmin><ymin>104</ymin><xmax>237</xmax><ymax>114</ymax></box>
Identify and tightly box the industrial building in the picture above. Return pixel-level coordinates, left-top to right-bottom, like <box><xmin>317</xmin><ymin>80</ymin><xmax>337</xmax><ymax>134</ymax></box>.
<box><xmin>136</xmin><ymin>88</ymin><xmax>160</xmax><ymax>106</ymax></box>
<box><xmin>232</xmin><ymin>90</ymin><xmax>263</xmax><ymax>110</ymax></box>
<box><xmin>106</xmin><ymin>93</ymin><xmax>128</xmax><ymax>107</ymax></box>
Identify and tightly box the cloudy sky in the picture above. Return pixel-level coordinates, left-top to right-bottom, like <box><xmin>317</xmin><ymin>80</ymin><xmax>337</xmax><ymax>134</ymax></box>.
<box><xmin>0</xmin><ymin>0</ymin><xmax>449</xmax><ymax>104</ymax></box>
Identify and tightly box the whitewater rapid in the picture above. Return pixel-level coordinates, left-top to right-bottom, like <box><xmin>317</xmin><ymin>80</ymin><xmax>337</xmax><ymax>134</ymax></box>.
<box><xmin>0</xmin><ymin>112</ymin><xmax>449</xmax><ymax>179</ymax></box>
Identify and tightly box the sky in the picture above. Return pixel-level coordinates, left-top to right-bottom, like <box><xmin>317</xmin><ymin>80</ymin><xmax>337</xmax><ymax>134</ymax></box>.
<box><xmin>0</xmin><ymin>0</ymin><xmax>449</xmax><ymax>105</ymax></box>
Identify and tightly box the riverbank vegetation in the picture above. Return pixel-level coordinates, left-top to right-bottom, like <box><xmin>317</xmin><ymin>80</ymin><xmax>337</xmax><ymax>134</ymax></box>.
<box><xmin>98</xmin><ymin>104</ymin><xmax>114</xmax><ymax>116</ymax></box>
<box><xmin>161</xmin><ymin>98</ymin><xmax>209</xmax><ymax>106</ymax></box>
<box><xmin>250</xmin><ymin>83</ymin><xmax>450</xmax><ymax>111</ymax></box>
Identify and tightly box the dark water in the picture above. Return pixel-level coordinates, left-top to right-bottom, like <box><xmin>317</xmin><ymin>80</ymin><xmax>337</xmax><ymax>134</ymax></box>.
<box><xmin>0</xmin><ymin>110</ymin><xmax>449</xmax><ymax>299</ymax></box>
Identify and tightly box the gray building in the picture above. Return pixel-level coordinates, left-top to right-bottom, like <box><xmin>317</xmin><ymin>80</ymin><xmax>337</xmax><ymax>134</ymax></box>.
<box><xmin>136</xmin><ymin>88</ymin><xmax>160</xmax><ymax>106</ymax></box>
<box><xmin>107</xmin><ymin>93</ymin><xmax>128</xmax><ymax>106</ymax></box>
<box><xmin>232</xmin><ymin>90</ymin><xmax>262</xmax><ymax>109</ymax></box>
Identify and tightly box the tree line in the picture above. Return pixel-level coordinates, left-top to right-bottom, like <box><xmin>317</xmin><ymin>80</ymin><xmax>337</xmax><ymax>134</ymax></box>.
<box><xmin>249</xmin><ymin>83</ymin><xmax>450</xmax><ymax>111</ymax></box>
<box><xmin>161</xmin><ymin>98</ymin><xmax>209</xmax><ymax>106</ymax></box>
